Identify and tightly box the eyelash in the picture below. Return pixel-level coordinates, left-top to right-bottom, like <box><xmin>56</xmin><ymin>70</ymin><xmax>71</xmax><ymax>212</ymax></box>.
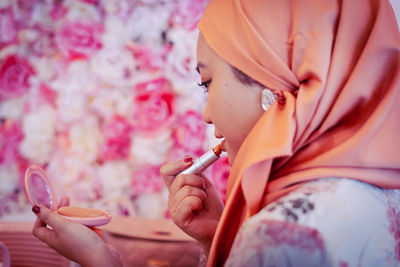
<box><xmin>197</xmin><ymin>80</ymin><xmax>211</xmax><ymax>93</ymax></box>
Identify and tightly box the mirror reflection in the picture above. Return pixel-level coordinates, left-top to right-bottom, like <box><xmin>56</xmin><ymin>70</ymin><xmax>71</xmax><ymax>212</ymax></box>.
<box><xmin>29</xmin><ymin>173</ymin><xmax>53</xmax><ymax>209</ymax></box>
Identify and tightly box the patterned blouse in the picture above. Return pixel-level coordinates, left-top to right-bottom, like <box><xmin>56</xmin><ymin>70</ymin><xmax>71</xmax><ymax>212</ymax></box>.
<box><xmin>225</xmin><ymin>178</ymin><xmax>400</xmax><ymax>267</ymax></box>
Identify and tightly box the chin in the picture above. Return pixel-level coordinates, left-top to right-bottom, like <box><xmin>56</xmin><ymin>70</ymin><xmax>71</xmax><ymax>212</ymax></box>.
<box><xmin>226</xmin><ymin>151</ymin><xmax>235</xmax><ymax>166</ymax></box>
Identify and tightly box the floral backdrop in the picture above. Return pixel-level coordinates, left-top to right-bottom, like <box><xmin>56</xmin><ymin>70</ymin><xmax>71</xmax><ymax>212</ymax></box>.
<box><xmin>0</xmin><ymin>0</ymin><xmax>230</xmax><ymax>220</ymax></box>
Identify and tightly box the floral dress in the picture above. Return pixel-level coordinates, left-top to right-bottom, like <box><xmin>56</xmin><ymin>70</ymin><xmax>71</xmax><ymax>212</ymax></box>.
<box><xmin>225</xmin><ymin>178</ymin><xmax>400</xmax><ymax>267</ymax></box>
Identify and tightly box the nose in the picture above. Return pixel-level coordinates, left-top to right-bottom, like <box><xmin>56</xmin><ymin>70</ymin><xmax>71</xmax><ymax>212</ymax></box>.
<box><xmin>202</xmin><ymin>101</ymin><xmax>212</xmax><ymax>124</ymax></box>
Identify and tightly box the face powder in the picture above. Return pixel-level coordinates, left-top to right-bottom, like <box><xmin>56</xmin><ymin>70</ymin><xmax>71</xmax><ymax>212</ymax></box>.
<box><xmin>57</xmin><ymin>207</ymin><xmax>106</xmax><ymax>217</ymax></box>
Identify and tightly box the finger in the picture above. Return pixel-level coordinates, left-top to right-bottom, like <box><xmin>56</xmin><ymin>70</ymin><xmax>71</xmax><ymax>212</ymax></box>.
<box><xmin>33</xmin><ymin>216</ymin><xmax>58</xmax><ymax>247</ymax></box>
<box><xmin>173</xmin><ymin>196</ymin><xmax>203</xmax><ymax>225</ymax></box>
<box><xmin>169</xmin><ymin>186</ymin><xmax>206</xmax><ymax>212</ymax></box>
<box><xmin>198</xmin><ymin>174</ymin><xmax>216</xmax><ymax>190</ymax></box>
<box><xmin>160</xmin><ymin>156</ymin><xmax>193</xmax><ymax>188</ymax></box>
<box><xmin>169</xmin><ymin>174</ymin><xmax>205</xmax><ymax>196</ymax></box>
<box><xmin>34</xmin><ymin>205</ymin><xmax>69</xmax><ymax>231</ymax></box>
<box><xmin>58</xmin><ymin>195</ymin><xmax>70</xmax><ymax>208</ymax></box>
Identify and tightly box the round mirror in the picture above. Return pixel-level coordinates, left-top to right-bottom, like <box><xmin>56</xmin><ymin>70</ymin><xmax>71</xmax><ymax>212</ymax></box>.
<box><xmin>25</xmin><ymin>165</ymin><xmax>57</xmax><ymax>211</ymax></box>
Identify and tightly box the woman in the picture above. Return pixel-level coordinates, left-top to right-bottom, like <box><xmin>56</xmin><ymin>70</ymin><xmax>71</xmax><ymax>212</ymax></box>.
<box><xmin>162</xmin><ymin>0</ymin><xmax>400</xmax><ymax>266</ymax></box>
<box><xmin>32</xmin><ymin>0</ymin><xmax>400</xmax><ymax>266</ymax></box>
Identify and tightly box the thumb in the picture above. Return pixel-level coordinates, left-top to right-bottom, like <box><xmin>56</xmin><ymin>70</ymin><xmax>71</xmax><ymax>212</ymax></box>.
<box><xmin>33</xmin><ymin>205</ymin><xmax>68</xmax><ymax>230</ymax></box>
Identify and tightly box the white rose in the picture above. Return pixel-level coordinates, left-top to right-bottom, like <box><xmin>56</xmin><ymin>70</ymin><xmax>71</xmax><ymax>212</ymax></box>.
<box><xmin>133</xmin><ymin>190</ymin><xmax>168</xmax><ymax>218</ymax></box>
<box><xmin>0</xmin><ymin>164</ymin><xmax>19</xmax><ymax>196</ymax></box>
<box><xmin>20</xmin><ymin>105</ymin><xmax>56</xmax><ymax>164</ymax></box>
<box><xmin>128</xmin><ymin>5</ymin><xmax>171</xmax><ymax>43</ymax></box>
<box><xmin>90</xmin><ymin>43</ymin><xmax>136</xmax><ymax>87</ymax></box>
<box><xmin>130</xmin><ymin>130</ymin><xmax>173</xmax><ymax>165</ymax></box>
<box><xmin>0</xmin><ymin>96</ymin><xmax>26</xmax><ymax>120</ymax></box>
<box><xmin>46</xmin><ymin>155</ymin><xmax>99</xmax><ymax>203</ymax></box>
<box><xmin>68</xmin><ymin>115</ymin><xmax>103</xmax><ymax>163</ymax></box>
<box><xmin>96</xmin><ymin>160</ymin><xmax>132</xmax><ymax>199</ymax></box>
<box><xmin>0</xmin><ymin>0</ymin><xmax>10</xmax><ymax>8</ymax></box>
<box><xmin>165</xmin><ymin>28</ymin><xmax>199</xmax><ymax>94</ymax></box>
<box><xmin>53</xmin><ymin>61</ymin><xmax>96</xmax><ymax>124</ymax></box>
<box><xmin>64</xmin><ymin>0</ymin><xmax>102</xmax><ymax>23</ymax></box>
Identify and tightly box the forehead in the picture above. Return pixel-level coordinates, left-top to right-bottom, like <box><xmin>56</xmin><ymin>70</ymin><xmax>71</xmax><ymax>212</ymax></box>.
<box><xmin>196</xmin><ymin>33</ymin><xmax>218</xmax><ymax>66</ymax></box>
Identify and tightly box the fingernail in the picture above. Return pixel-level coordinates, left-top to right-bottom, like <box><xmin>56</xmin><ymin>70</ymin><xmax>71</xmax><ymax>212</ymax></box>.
<box><xmin>32</xmin><ymin>206</ymin><xmax>40</xmax><ymax>214</ymax></box>
<box><xmin>184</xmin><ymin>156</ymin><xmax>193</xmax><ymax>163</ymax></box>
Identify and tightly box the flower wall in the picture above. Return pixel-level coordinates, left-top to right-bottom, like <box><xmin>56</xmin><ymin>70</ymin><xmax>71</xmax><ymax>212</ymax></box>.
<box><xmin>0</xmin><ymin>0</ymin><xmax>230</xmax><ymax>220</ymax></box>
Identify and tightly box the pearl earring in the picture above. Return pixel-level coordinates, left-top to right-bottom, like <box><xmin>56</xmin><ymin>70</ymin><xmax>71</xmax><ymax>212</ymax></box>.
<box><xmin>261</xmin><ymin>89</ymin><xmax>277</xmax><ymax>111</ymax></box>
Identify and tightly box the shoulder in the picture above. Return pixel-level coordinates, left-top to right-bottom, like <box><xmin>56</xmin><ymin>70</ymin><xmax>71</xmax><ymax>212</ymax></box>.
<box><xmin>225</xmin><ymin>178</ymin><xmax>400</xmax><ymax>267</ymax></box>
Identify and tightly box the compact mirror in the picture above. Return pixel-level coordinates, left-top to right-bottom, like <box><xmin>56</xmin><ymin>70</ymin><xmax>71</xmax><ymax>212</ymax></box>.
<box><xmin>25</xmin><ymin>165</ymin><xmax>111</xmax><ymax>226</ymax></box>
<box><xmin>25</xmin><ymin>165</ymin><xmax>57</xmax><ymax>210</ymax></box>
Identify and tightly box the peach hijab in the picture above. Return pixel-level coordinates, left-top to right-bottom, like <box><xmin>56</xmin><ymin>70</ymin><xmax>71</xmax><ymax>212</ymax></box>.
<box><xmin>197</xmin><ymin>0</ymin><xmax>400</xmax><ymax>265</ymax></box>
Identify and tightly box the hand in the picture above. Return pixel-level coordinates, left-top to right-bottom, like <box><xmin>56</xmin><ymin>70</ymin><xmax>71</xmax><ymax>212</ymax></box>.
<box><xmin>160</xmin><ymin>156</ymin><xmax>224</xmax><ymax>253</ymax></box>
<box><xmin>32</xmin><ymin>203</ymin><xmax>121</xmax><ymax>267</ymax></box>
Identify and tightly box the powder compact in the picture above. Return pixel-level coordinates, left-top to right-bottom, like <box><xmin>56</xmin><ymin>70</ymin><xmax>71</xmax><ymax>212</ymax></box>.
<box><xmin>24</xmin><ymin>164</ymin><xmax>111</xmax><ymax>226</ymax></box>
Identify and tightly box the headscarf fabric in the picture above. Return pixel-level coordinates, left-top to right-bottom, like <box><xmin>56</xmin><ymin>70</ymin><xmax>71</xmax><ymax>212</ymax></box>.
<box><xmin>197</xmin><ymin>0</ymin><xmax>400</xmax><ymax>266</ymax></box>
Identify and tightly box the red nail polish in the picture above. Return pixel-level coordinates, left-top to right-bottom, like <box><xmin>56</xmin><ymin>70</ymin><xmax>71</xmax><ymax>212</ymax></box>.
<box><xmin>32</xmin><ymin>206</ymin><xmax>40</xmax><ymax>214</ymax></box>
<box><xmin>184</xmin><ymin>156</ymin><xmax>193</xmax><ymax>163</ymax></box>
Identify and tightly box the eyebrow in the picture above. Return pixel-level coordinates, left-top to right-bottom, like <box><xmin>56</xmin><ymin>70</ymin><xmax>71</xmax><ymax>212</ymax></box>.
<box><xmin>195</xmin><ymin>62</ymin><xmax>207</xmax><ymax>73</ymax></box>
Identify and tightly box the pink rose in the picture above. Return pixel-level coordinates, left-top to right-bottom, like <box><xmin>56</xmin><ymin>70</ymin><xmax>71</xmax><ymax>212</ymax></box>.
<box><xmin>131</xmin><ymin>165</ymin><xmax>164</xmax><ymax>197</ymax></box>
<box><xmin>0</xmin><ymin>55</ymin><xmax>35</xmax><ymax>99</ymax></box>
<box><xmin>38</xmin><ymin>84</ymin><xmax>57</xmax><ymax>107</ymax></box>
<box><xmin>0</xmin><ymin>194</ymin><xmax>19</xmax><ymax>217</ymax></box>
<box><xmin>0</xmin><ymin>120</ymin><xmax>23</xmax><ymax>165</ymax></box>
<box><xmin>0</xmin><ymin>8</ymin><xmax>17</xmax><ymax>46</ymax></box>
<box><xmin>169</xmin><ymin>0</ymin><xmax>209</xmax><ymax>30</ymax></box>
<box><xmin>127</xmin><ymin>43</ymin><xmax>172</xmax><ymax>72</ymax></box>
<box><xmin>79</xmin><ymin>0</ymin><xmax>100</xmax><ymax>5</ymax></box>
<box><xmin>12</xmin><ymin>0</ymin><xmax>39</xmax><ymax>28</ymax></box>
<box><xmin>171</xmin><ymin>110</ymin><xmax>206</xmax><ymax>159</ymax></box>
<box><xmin>24</xmin><ymin>84</ymin><xmax>58</xmax><ymax>113</ymax></box>
<box><xmin>210</xmin><ymin>156</ymin><xmax>230</xmax><ymax>203</ymax></box>
<box><xmin>99</xmin><ymin>115</ymin><xmax>132</xmax><ymax>161</ymax></box>
<box><xmin>28</xmin><ymin>28</ymin><xmax>58</xmax><ymax>57</ymax></box>
<box><xmin>49</xmin><ymin>2</ymin><xmax>67</xmax><ymax>21</ymax></box>
<box><xmin>55</xmin><ymin>20</ymin><xmax>102</xmax><ymax>60</ymax></box>
<box><xmin>133</xmin><ymin>78</ymin><xmax>175</xmax><ymax>133</ymax></box>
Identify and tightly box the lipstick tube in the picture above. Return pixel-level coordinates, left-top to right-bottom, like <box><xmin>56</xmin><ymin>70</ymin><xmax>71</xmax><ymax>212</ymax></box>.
<box><xmin>179</xmin><ymin>143</ymin><xmax>223</xmax><ymax>175</ymax></box>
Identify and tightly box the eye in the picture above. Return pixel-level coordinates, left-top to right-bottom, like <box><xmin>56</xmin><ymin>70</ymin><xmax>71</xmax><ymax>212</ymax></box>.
<box><xmin>197</xmin><ymin>80</ymin><xmax>211</xmax><ymax>93</ymax></box>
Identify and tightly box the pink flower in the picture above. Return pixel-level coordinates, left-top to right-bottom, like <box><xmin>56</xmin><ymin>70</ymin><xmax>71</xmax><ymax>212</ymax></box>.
<box><xmin>79</xmin><ymin>0</ymin><xmax>100</xmax><ymax>5</ymax></box>
<box><xmin>387</xmin><ymin>201</ymin><xmax>400</xmax><ymax>260</ymax></box>
<box><xmin>0</xmin><ymin>120</ymin><xmax>23</xmax><ymax>165</ymax></box>
<box><xmin>131</xmin><ymin>165</ymin><xmax>164</xmax><ymax>197</ymax></box>
<box><xmin>0</xmin><ymin>194</ymin><xmax>19</xmax><ymax>217</ymax></box>
<box><xmin>99</xmin><ymin>115</ymin><xmax>132</xmax><ymax>161</ymax></box>
<box><xmin>24</xmin><ymin>84</ymin><xmax>58</xmax><ymax>113</ymax></box>
<box><xmin>27</xmin><ymin>28</ymin><xmax>58</xmax><ymax>57</ymax></box>
<box><xmin>0</xmin><ymin>55</ymin><xmax>35</xmax><ymax>99</ymax></box>
<box><xmin>210</xmin><ymin>156</ymin><xmax>230</xmax><ymax>202</ymax></box>
<box><xmin>262</xmin><ymin>220</ymin><xmax>324</xmax><ymax>251</ymax></box>
<box><xmin>49</xmin><ymin>2</ymin><xmax>67</xmax><ymax>21</ymax></box>
<box><xmin>39</xmin><ymin>84</ymin><xmax>57</xmax><ymax>107</ymax></box>
<box><xmin>133</xmin><ymin>78</ymin><xmax>175</xmax><ymax>133</ymax></box>
<box><xmin>171</xmin><ymin>110</ymin><xmax>206</xmax><ymax>159</ymax></box>
<box><xmin>0</xmin><ymin>8</ymin><xmax>18</xmax><ymax>47</ymax></box>
<box><xmin>55</xmin><ymin>20</ymin><xmax>102</xmax><ymax>60</ymax></box>
<box><xmin>127</xmin><ymin>42</ymin><xmax>172</xmax><ymax>72</ymax></box>
<box><xmin>12</xmin><ymin>0</ymin><xmax>39</xmax><ymax>28</ymax></box>
<box><xmin>169</xmin><ymin>0</ymin><xmax>209</xmax><ymax>30</ymax></box>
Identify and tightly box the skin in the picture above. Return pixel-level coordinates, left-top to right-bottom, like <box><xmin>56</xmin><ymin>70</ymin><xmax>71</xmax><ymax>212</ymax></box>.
<box><xmin>160</xmin><ymin>33</ymin><xmax>266</xmax><ymax>253</ymax></box>
<box><xmin>31</xmin><ymin>33</ymin><xmax>266</xmax><ymax>264</ymax></box>
<box><xmin>32</xmin><ymin>196</ymin><xmax>122</xmax><ymax>267</ymax></box>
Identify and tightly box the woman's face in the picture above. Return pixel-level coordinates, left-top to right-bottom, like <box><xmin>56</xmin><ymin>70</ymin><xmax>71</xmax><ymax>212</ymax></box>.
<box><xmin>196</xmin><ymin>34</ymin><xmax>264</xmax><ymax>165</ymax></box>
